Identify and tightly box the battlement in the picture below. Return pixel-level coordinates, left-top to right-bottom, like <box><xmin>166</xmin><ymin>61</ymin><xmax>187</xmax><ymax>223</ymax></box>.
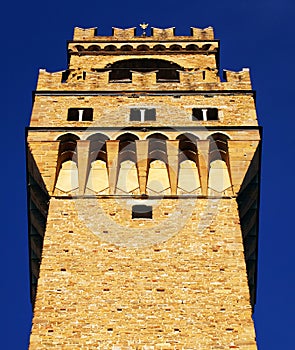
<box><xmin>73</xmin><ymin>26</ymin><xmax>215</xmax><ymax>41</ymax></box>
<box><xmin>36</xmin><ymin>67</ymin><xmax>252</xmax><ymax>91</ymax></box>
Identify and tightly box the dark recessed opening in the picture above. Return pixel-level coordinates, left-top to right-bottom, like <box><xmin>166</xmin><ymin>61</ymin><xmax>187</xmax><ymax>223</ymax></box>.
<box><xmin>132</xmin><ymin>205</ymin><xmax>152</xmax><ymax>219</ymax></box>
<box><xmin>207</xmin><ymin>108</ymin><xmax>218</xmax><ymax>120</ymax></box>
<box><xmin>192</xmin><ymin>108</ymin><xmax>218</xmax><ymax>121</ymax></box>
<box><xmin>67</xmin><ymin>108</ymin><xmax>93</xmax><ymax>121</ymax></box>
<box><xmin>130</xmin><ymin>108</ymin><xmax>156</xmax><ymax>121</ymax></box>
<box><xmin>192</xmin><ymin>108</ymin><xmax>203</xmax><ymax>120</ymax></box>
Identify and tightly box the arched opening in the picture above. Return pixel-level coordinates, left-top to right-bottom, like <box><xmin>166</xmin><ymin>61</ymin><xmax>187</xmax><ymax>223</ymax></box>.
<box><xmin>136</xmin><ymin>44</ymin><xmax>149</xmax><ymax>51</ymax></box>
<box><xmin>74</xmin><ymin>45</ymin><xmax>85</xmax><ymax>52</ymax></box>
<box><xmin>146</xmin><ymin>133</ymin><xmax>170</xmax><ymax>195</ymax></box>
<box><xmin>116</xmin><ymin>133</ymin><xmax>139</xmax><ymax>194</ymax></box>
<box><xmin>177</xmin><ymin>133</ymin><xmax>201</xmax><ymax>194</ymax></box>
<box><xmin>170</xmin><ymin>44</ymin><xmax>182</xmax><ymax>51</ymax></box>
<box><xmin>55</xmin><ymin>134</ymin><xmax>80</xmax><ymax>193</ymax></box>
<box><xmin>186</xmin><ymin>44</ymin><xmax>199</xmax><ymax>51</ymax></box>
<box><xmin>107</xmin><ymin>59</ymin><xmax>183</xmax><ymax>82</ymax></box>
<box><xmin>120</xmin><ymin>45</ymin><xmax>133</xmax><ymax>51</ymax></box>
<box><xmin>104</xmin><ymin>45</ymin><xmax>117</xmax><ymax>51</ymax></box>
<box><xmin>88</xmin><ymin>45</ymin><xmax>101</xmax><ymax>51</ymax></box>
<box><xmin>207</xmin><ymin>133</ymin><xmax>232</xmax><ymax>194</ymax></box>
<box><xmin>202</xmin><ymin>44</ymin><xmax>212</xmax><ymax>50</ymax></box>
<box><xmin>153</xmin><ymin>44</ymin><xmax>166</xmax><ymax>51</ymax></box>
<box><xmin>86</xmin><ymin>133</ymin><xmax>109</xmax><ymax>194</ymax></box>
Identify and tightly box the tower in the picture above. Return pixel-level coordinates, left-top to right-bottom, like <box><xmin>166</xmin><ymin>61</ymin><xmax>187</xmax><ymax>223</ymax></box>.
<box><xmin>27</xmin><ymin>25</ymin><xmax>261</xmax><ymax>349</ymax></box>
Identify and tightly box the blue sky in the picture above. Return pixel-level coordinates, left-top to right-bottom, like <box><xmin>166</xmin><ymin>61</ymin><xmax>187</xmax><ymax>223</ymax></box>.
<box><xmin>1</xmin><ymin>0</ymin><xmax>295</xmax><ymax>349</ymax></box>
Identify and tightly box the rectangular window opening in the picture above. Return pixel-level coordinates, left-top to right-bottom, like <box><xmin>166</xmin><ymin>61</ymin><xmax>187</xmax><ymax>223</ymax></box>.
<box><xmin>192</xmin><ymin>108</ymin><xmax>218</xmax><ymax>121</ymax></box>
<box><xmin>132</xmin><ymin>205</ymin><xmax>153</xmax><ymax>219</ymax></box>
<box><xmin>130</xmin><ymin>108</ymin><xmax>156</xmax><ymax>122</ymax></box>
<box><xmin>67</xmin><ymin>108</ymin><xmax>93</xmax><ymax>121</ymax></box>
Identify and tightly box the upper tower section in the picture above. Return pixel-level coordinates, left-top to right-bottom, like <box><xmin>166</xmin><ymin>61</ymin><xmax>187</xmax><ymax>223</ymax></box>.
<box><xmin>32</xmin><ymin>26</ymin><xmax>257</xmax><ymax>128</ymax></box>
<box><xmin>68</xmin><ymin>26</ymin><xmax>218</xmax><ymax>73</ymax></box>
<box><xmin>36</xmin><ymin>25</ymin><xmax>252</xmax><ymax>92</ymax></box>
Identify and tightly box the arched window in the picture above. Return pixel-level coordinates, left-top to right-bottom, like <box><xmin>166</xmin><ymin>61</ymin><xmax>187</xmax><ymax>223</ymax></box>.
<box><xmin>86</xmin><ymin>133</ymin><xmax>109</xmax><ymax>194</ymax></box>
<box><xmin>177</xmin><ymin>133</ymin><xmax>201</xmax><ymax>194</ymax></box>
<box><xmin>146</xmin><ymin>134</ymin><xmax>170</xmax><ymax>195</ymax></box>
<box><xmin>55</xmin><ymin>134</ymin><xmax>80</xmax><ymax>194</ymax></box>
<box><xmin>207</xmin><ymin>133</ymin><xmax>232</xmax><ymax>194</ymax></box>
<box><xmin>116</xmin><ymin>133</ymin><xmax>139</xmax><ymax>194</ymax></box>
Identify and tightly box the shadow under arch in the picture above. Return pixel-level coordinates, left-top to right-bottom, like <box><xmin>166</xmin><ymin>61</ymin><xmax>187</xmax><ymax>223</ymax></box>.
<box><xmin>54</xmin><ymin>133</ymin><xmax>80</xmax><ymax>194</ymax></box>
<box><xmin>116</xmin><ymin>133</ymin><xmax>139</xmax><ymax>194</ymax></box>
<box><xmin>86</xmin><ymin>133</ymin><xmax>110</xmax><ymax>195</ymax></box>
<box><xmin>116</xmin><ymin>133</ymin><xmax>139</xmax><ymax>163</ymax></box>
<box><xmin>207</xmin><ymin>132</ymin><xmax>232</xmax><ymax>194</ymax></box>
<box><xmin>87</xmin><ymin>133</ymin><xmax>109</xmax><ymax>162</ymax></box>
<box><xmin>177</xmin><ymin>133</ymin><xmax>201</xmax><ymax>194</ymax></box>
<box><xmin>107</xmin><ymin>58</ymin><xmax>183</xmax><ymax>82</ymax></box>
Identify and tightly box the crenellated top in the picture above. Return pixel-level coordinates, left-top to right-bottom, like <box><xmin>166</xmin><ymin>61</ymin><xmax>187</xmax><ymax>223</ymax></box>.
<box><xmin>36</xmin><ymin>67</ymin><xmax>252</xmax><ymax>91</ymax></box>
<box><xmin>73</xmin><ymin>26</ymin><xmax>215</xmax><ymax>41</ymax></box>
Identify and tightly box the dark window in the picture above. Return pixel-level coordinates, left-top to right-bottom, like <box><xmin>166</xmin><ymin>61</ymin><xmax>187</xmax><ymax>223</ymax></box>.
<box><xmin>130</xmin><ymin>108</ymin><xmax>156</xmax><ymax>121</ymax></box>
<box><xmin>132</xmin><ymin>205</ymin><xmax>153</xmax><ymax>219</ymax></box>
<box><xmin>207</xmin><ymin>108</ymin><xmax>218</xmax><ymax>120</ymax></box>
<box><xmin>67</xmin><ymin>108</ymin><xmax>93</xmax><ymax>121</ymax></box>
<box><xmin>192</xmin><ymin>108</ymin><xmax>203</xmax><ymax>120</ymax></box>
<box><xmin>192</xmin><ymin>108</ymin><xmax>218</xmax><ymax>121</ymax></box>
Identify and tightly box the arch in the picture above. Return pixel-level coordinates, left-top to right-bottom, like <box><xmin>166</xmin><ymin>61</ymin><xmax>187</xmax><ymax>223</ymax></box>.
<box><xmin>56</xmin><ymin>133</ymin><xmax>80</xmax><ymax>165</ymax></box>
<box><xmin>169</xmin><ymin>44</ymin><xmax>182</xmax><ymax>51</ymax></box>
<box><xmin>186</xmin><ymin>44</ymin><xmax>199</xmax><ymax>51</ymax></box>
<box><xmin>207</xmin><ymin>133</ymin><xmax>232</xmax><ymax>194</ymax></box>
<box><xmin>55</xmin><ymin>134</ymin><xmax>79</xmax><ymax>194</ymax></box>
<box><xmin>177</xmin><ymin>133</ymin><xmax>200</xmax><ymax>194</ymax></box>
<box><xmin>74</xmin><ymin>45</ymin><xmax>85</xmax><ymax>52</ymax></box>
<box><xmin>147</xmin><ymin>133</ymin><xmax>168</xmax><ymax>140</ymax></box>
<box><xmin>107</xmin><ymin>58</ymin><xmax>183</xmax><ymax>82</ymax></box>
<box><xmin>87</xmin><ymin>45</ymin><xmax>101</xmax><ymax>51</ymax></box>
<box><xmin>202</xmin><ymin>44</ymin><xmax>212</xmax><ymax>50</ymax></box>
<box><xmin>153</xmin><ymin>44</ymin><xmax>166</xmax><ymax>51</ymax></box>
<box><xmin>120</xmin><ymin>44</ymin><xmax>133</xmax><ymax>51</ymax></box>
<box><xmin>116</xmin><ymin>133</ymin><xmax>139</xmax><ymax>164</ymax></box>
<box><xmin>86</xmin><ymin>133</ymin><xmax>110</xmax><ymax>194</ymax></box>
<box><xmin>147</xmin><ymin>133</ymin><xmax>168</xmax><ymax>162</ymax></box>
<box><xmin>136</xmin><ymin>44</ymin><xmax>149</xmax><ymax>51</ymax></box>
<box><xmin>207</xmin><ymin>132</ymin><xmax>230</xmax><ymax>163</ymax></box>
<box><xmin>104</xmin><ymin>45</ymin><xmax>117</xmax><ymax>51</ymax></box>
<box><xmin>56</xmin><ymin>133</ymin><xmax>80</xmax><ymax>142</ymax></box>
<box><xmin>87</xmin><ymin>133</ymin><xmax>109</xmax><ymax>163</ymax></box>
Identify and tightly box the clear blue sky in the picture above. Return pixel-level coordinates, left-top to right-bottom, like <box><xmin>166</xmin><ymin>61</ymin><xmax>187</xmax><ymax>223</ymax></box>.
<box><xmin>1</xmin><ymin>0</ymin><xmax>294</xmax><ymax>349</ymax></box>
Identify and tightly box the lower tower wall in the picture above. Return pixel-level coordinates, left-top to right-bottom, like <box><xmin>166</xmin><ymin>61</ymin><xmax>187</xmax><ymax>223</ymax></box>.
<box><xmin>29</xmin><ymin>197</ymin><xmax>257</xmax><ymax>349</ymax></box>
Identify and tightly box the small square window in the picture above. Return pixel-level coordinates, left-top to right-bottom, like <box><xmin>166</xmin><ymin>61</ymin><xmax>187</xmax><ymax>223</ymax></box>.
<box><xmin>192</xmin><ymin>108</ymin><xmax>218</xmax><ymax>121</ymax></box>
<box><xmin>132</xmin><ymin>205</ymin><xmax>153</xmax><ymax>219</ymax></box>
<box><xmin>130</xmin><ymin>108</ymin><xmax>156</xmax><ymax>122</ymax></box>
<box><xmin>67</xmin><ymin>108</ymin><xmax>93</xmax><ymax>121</ymax></box>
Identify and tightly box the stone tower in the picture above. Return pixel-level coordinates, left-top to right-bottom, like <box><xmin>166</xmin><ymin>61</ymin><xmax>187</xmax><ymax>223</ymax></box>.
<box><xmin>27</xmin><ymin>26</ymin><xmax>261</xmax><ymax>349</ymax></box>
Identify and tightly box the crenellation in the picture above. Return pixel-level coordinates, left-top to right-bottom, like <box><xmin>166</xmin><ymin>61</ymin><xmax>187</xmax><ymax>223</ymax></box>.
<box><xmin>73</xmin><ymin>26</ymin><xmax>215</xmax><ymax>41</ymax></box>
<box><xmin>191</xmin><ymin>26</ymin><xmax>215</xmax><ymax>40</ymax></box>
<box><xmin>112</xmin><ymin>27</ymin><xmax>137</xmax><ymax>39</ymax></box>
<box><xmin>223</xmin><ymin>68</ymin><xmax>251</xmax><ymax>83</ymax></box>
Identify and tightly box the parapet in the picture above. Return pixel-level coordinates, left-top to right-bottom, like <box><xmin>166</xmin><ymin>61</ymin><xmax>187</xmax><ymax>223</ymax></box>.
<box><xmin>73</xmin><ymin>26</ymin><xmax>215</xmax><ymax>41</ymax></box>
<box><xmin>223</xmin><ymin>68</ymin><xmax>251</xmax><ymax>83</ymax></box>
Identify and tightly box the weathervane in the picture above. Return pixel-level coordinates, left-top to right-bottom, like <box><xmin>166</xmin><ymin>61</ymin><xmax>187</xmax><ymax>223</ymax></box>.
<box><xmin>140</xmin><ymin>22</ymin><xmax>149</xmax><ymax>36</ymax></box>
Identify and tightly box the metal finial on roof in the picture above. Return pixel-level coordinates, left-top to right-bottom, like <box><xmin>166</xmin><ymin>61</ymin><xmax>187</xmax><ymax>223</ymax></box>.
<box><xmin>140</xmin><ymin>22</ymin><xmax>149</xmax><ymax>36</ymax></box>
